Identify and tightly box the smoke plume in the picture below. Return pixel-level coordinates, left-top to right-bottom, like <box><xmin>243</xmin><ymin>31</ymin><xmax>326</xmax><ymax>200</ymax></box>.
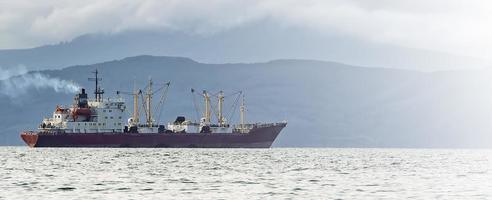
<box><xmin>0</xmin><ymin>66</ymin><xmax>28</xmax><ymax>80</ymax></box>
<box><xmin>0</xmin><ymin>67</ymin><xmax>80</xmax><ymax>99</ymax></box>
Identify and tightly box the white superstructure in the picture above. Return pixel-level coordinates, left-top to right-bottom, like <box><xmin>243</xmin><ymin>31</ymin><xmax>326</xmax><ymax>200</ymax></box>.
<box><xmin>38</xmin><ymin>70</ymin><xmax>256</xmax><ymax>134</ymax></box>
<box><xmin>39</xmin><ymin>87</ymin><xmax>127</xmax><ymax>133</ymax></box>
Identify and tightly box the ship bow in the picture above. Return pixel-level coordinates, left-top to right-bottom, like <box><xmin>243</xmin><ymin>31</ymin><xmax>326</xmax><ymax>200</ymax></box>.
<box><xmin>20</xmin><ymin>132</ymin><xmax>39</xmax><ymax>147</ymax></box>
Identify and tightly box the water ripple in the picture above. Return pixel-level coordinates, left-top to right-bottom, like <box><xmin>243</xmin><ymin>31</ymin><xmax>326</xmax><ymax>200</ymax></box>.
<box><xmin>0</xmin><ymin>147</ymin><xmax>491</xmax><ymax>199</ymax></box>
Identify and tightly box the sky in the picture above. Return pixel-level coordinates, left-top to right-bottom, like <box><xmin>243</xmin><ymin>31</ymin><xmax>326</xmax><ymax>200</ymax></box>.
<box><xmin>0</xmin><ymin>0</ymin><xmax>491</xmax><ymax>61</ymax></box>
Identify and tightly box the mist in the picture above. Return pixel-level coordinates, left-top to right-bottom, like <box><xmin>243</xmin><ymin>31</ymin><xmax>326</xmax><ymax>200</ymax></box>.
<box><xmin>2</xmin><ymin>0</ymin><xmax>492</xmax><ymax>62</ymax></box>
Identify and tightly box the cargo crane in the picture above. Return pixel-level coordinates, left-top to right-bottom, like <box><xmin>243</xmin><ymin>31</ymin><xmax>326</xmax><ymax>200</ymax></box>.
<box><xmin>117</xmin><ymin>78</ymin><xmax>170</xmax><ymax>132</ymax></box>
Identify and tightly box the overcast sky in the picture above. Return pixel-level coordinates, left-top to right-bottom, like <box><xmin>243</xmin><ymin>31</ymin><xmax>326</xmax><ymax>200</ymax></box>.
<box><xmin>1</xmin><ymin>0</ymin><xmax>491</xmax><ymax>60</ymax></box>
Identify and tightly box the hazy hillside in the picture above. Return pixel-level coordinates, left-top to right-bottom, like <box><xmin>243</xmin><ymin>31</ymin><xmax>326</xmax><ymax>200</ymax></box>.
<box><xmin>2</xmin><ymin>55</ymin><xmax>492</xmax><ymax>147</ymax></box>
<box><xmin>0</xmin><ymin>22</ymin><xmax>489</xmax><ymax>71</ymax></box>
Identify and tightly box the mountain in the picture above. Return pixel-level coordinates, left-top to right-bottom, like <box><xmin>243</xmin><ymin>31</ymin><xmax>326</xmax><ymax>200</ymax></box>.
<box><xmin>2</xmin><ymin>55</ymin><xmax>492</xmax><ymax>147</ymax></box>
<box><xmin>0</xmin><ymin>22</ymin><xmax>489</xmax><ymax>71</ymax></box>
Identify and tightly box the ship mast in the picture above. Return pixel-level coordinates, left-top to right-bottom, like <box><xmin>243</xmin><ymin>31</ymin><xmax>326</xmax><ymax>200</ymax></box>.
<box><xmin>88</xmin><ymin>69</ymin><xmax>104</xmax><ymax>102</ymax></box>
<box><xmin>132</xmin><ymin>80</ymin><xmax>140</xmax><ymax>125</ymax></box>
<box><xmin>218</xmin><ymin>91</ymin><xmax>224</xmax><ymax>126</ymax></box>
<box><xmin>202</xmin><ymin>90</ymin><xmax>211</xmax><ymax>123</ymax></box>
<box><xmin>145</xmin><ymin>77</ymin><xmax>153</xmax><ymax>127</ymax></box>
<box><xmin>240</xmin><ymin>93</ymin><xmax>245</xmax><ymax>130</ymax></box>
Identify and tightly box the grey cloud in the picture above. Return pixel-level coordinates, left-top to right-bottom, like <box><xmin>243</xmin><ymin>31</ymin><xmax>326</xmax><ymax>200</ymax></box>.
<box><xmin>0</xmin><ymin>0</ymin><xmax>491</xmax><ymax>61</ymax></box>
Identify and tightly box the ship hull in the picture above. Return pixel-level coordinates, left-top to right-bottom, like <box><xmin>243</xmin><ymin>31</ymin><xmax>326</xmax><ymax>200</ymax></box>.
<box><xmin>21</xmin><ymin>123</ymin><xmax>285</xmax><ymax>148</ymax></box>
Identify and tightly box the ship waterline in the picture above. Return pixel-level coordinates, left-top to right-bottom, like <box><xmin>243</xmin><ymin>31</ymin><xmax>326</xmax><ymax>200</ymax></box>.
<box><xmin>21</xmin><ymin>123</ymin><xmax>286</xmax><ymax>148</ymax></box>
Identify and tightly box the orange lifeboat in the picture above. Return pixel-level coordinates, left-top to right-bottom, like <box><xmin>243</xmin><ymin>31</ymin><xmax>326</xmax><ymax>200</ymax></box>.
<box><xmin>71</xmin><ymin>108</ymin><xmax>91</xmax><ymax>120</ymax></box>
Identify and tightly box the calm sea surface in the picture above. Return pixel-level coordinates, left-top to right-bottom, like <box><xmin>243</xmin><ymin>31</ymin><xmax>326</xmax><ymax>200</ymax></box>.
<box><xmin>0</xmin><ymin>147</ymin><xmax>491</xmax><ymax>199</ymax></box>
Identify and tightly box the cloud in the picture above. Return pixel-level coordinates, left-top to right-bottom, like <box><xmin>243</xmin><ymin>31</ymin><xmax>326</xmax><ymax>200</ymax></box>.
<box><xmin>0</xmin><ymin>0</ymin><xmax>492</xmax><ymax>60</ymax></box>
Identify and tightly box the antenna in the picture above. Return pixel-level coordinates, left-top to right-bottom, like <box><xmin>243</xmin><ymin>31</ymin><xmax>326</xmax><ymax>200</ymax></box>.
<box><xmin>88</xmin><ymin>69</ymin><xmax>104</xmax><ymax>102</ymax></box>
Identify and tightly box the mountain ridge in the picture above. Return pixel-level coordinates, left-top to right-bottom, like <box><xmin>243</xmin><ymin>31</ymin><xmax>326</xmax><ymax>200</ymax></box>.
<box><xmin>1</xmin><ymin>21</ymin><xmax>489</xmax><ymax>71</ymax></box>
<box><xmin>2</xmin><ymin>55</ymin><xmax>492</xmax><ymax>148</ymax></box>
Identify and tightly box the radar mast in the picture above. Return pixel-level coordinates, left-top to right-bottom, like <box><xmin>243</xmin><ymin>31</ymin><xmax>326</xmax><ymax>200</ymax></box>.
<box><xmin>88</xmin><ymin>69</ymin><xmax>104</xmax><ymax>102</ymax></box>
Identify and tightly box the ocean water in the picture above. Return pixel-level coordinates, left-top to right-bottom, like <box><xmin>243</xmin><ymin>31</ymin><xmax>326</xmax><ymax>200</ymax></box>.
<box><xmin>0</xmin><ymin>147</ymin><xmax>491</xmax><ymax>199</ymax></box>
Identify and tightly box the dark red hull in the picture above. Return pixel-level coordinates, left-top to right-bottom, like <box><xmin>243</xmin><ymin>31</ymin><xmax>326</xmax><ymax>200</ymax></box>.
<box><xmin>20</xmin><ymin>123</ymin><xmax>286</xmax><ymax>148</ymax></box>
